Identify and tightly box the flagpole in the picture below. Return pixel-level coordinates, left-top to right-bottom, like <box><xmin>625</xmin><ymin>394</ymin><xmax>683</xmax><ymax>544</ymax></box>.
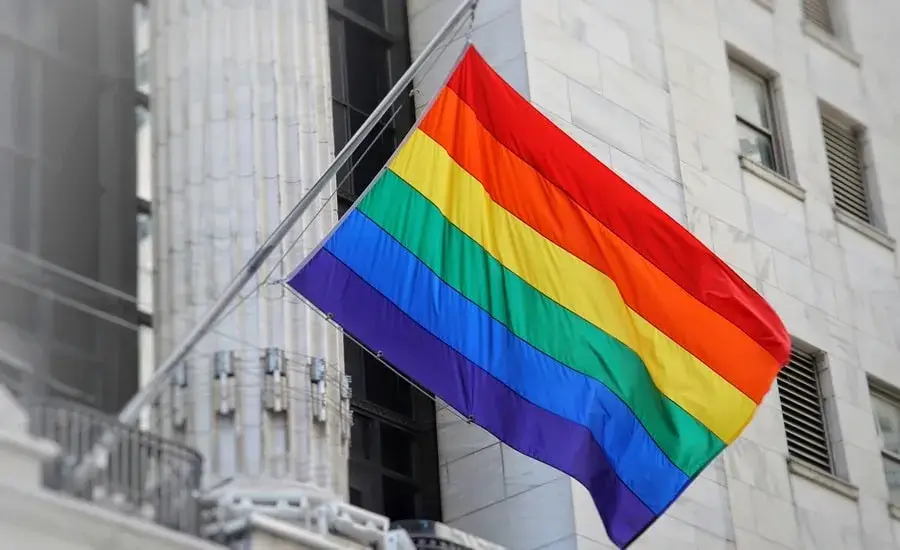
<box><xmin>74</xmin><ymin>0</ymin><xmax>477</xmax><ymax>479</ymax></box>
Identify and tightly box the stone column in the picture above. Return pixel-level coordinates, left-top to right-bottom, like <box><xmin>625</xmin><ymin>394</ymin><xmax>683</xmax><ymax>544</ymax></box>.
<box><xmin>151</xmin><ymin>0</ymin><xmax>347</xmax><ymax>497</ymax></box>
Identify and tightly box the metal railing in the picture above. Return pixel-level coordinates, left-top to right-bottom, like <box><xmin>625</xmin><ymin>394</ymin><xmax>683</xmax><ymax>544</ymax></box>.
<box><xmin>26</xmin><ymin>396</ymin><xmax>204</xmax><ymax>535</ymax></box>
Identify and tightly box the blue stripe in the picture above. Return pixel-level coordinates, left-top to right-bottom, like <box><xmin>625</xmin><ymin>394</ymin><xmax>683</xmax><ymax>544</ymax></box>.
<box><xmin>325</xmin><ymin>210</ymin><xmax>689</xmax><ymax>513</ymax></box>
<box><xmin>289</xmin><ymin>249</ymin><xmax>656</xmax><ymax>547</ymax></box>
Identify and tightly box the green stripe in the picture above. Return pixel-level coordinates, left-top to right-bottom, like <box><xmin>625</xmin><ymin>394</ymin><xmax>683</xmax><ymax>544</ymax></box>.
<box><xmin>359</xmin><ymin>170</ymin><xmax>725</xmax><ymax>476</ymax></box>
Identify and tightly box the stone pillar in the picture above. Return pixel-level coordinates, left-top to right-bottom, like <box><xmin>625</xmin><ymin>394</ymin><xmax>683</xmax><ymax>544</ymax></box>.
<box><xmin>150</xmin><ymin>0</ymin><xmax>347</xmax><ymax>497</ymax></box>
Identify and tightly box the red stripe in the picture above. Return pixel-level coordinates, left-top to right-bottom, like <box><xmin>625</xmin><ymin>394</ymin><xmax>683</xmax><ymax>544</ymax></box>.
<box><xmin>447</xmin><ymin>46</ymin><xmax>790</xmax><ymax>366</ymax></box>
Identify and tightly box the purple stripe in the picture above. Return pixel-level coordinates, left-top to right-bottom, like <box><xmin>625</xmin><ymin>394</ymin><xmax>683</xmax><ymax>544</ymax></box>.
<box><xmin>289</xmin><ymin>250</ymin><xmax>656</xmax><ymax>547</ymax></box>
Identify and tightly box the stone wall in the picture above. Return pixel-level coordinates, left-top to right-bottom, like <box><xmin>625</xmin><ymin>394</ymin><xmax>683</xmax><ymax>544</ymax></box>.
<box><xmin>408</xmin><ymin>0</ymin><xmax>900</xmax><ymax>548</ymax></box>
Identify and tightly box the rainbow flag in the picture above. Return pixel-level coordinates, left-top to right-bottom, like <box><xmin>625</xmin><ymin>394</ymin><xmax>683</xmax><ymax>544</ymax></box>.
<box><xmin>288</xmin><ymin>46</ymin><xmax>790</xmax><ymax>547</ymax></box>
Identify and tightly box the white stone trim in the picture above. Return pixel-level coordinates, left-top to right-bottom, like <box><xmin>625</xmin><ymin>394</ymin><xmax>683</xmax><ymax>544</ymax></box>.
<box><xmin>0</xmin><ymin>429</ymin><xmax>59</xmax><ymax>461</ymax></box>
<box><xmin>0</xmin><ymin>482</ymin><xmax>223</xmax><ymax>550</ymax></box>
<box><xmin>740</xmin><ymin>156</ymin><xmax>807</xmax><ymax>201</ymax></box>
<box><xmin>786</xmin><ymin>457</ymin><xmax>860</xmax><ymax>500</ymax></box>
<box><xmin>246</xmin><ymin>513</ymin><xmax>353</xmax><ymax>549</ymax></box>
<box><xmin>834</xmin><ymin>208</ymin><xmax>896</xmax><ymax>250</ymax></box>
<box><xmin>888</xmin><ymin>503</ymin><xmax>900</xmax><ymax>522</ymax></box>
<box><xmin>802</xmin><ymin>20</ymin><xmax>862</xmax><ymax>67</ymax></box>
<box><xmin>750</xmin><ymin>0</ymin><xmax>775</xmax><ymax>12</ymax></box>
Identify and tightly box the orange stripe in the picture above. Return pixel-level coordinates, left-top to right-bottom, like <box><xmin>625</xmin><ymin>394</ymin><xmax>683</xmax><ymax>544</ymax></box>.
<box><xmin>419</xmin><ymin>87</ymin><xmax>780</xmax><ymax>403</ymax></box>
<box><xmin>448</xmin><ymin>47</ymin><xmax>789</xmax><ymax>368</ymax></box>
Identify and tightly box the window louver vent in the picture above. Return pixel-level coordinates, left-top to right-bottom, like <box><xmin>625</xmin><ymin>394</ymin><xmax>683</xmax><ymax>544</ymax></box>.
<box><xmin>803</xmin><ymin>0</ymin><xmax>834</xmax><ymax>34</ymax></box>
<box><xmin>822</xmin><ymin>113</ymin><xmax>870</xmax><ymax>224</ymax></box>
<box><xmin>778</xmin><ymin>347</ymin><xmax>832</xmax><ymax>473</ymax></box>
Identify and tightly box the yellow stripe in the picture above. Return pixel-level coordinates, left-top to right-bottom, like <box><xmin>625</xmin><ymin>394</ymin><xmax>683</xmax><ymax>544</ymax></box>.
<box><xmin>390</xmin><ymin>130</ymin><xmax>757</xmax><ymax>443</ymax></box>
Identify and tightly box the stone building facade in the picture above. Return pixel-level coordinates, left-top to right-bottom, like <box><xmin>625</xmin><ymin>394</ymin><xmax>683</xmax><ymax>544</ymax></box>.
<box><xmin>147</xmin><ymin>0</ymin><xmax>900</xmax><ymax>548</ymax></box>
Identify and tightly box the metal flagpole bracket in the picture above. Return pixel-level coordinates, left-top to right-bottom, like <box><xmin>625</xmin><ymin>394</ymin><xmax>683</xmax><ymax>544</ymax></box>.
<box><xmin>70</xmin><ymin>0</ymin><xmax>478</xmax><ymax>487</ymax></box>
<box><xmin>466</xmin><ymin>0</ymin><xmax>478</xmax><ymax>42</ymax></box>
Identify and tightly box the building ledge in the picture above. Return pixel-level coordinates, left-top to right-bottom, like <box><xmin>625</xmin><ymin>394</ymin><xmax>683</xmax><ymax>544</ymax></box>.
<box><xmin>0</xmin><ymin>482</ymin><xmax>222</xmax><ymax>550</ymax></box>
<box><xmin>802</xmin><ymin>21</ymin><xmax>862</xmax><ymax>67</ymax></box>
<box><xmin>739</xmin><ymin>156</ymin><xmax>806</xmax><ymax>201</ymax></box>
<box><xmin>834</xmin><ymin>208</ymin><xmax>896</xmax><ymax>251</ymax></box>
<box><xmin>749</xmin><ymin>0</ymin><xmax>774</xmax><ymax>12</ymax></box>
<box><xmin>244</xmin><ymin>513</ymin><xmax>364</xmax><ymax>550</ymax></box>
<box><xmin>0</xmin><ymin>426</ymin><xmax>59</xmax><ymax>463</ymax></box>
<box><xmin>787</xmin><ymin>457</ymin><xmax>860</xmax><ymax>501</ymax></box>
<box><xmin>889</xmin><ymin>503</ymin><xmax>900</xmax><ymax>522</ymax></box>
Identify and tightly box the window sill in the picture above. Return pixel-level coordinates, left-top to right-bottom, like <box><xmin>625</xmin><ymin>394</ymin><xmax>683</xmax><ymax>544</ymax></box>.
<box><xmin>787</xmin><ymin>457</ymin><xmax>860</xmax><ymax>501</ymax></box>
<box><xmin>889</xmin><ymin>503</ymin><xmax>900</xmax><ymax>521</ymax></box>
<box><xmin>802</xmin><ymin>21</ymin><xmax>862</xmax><ymax>67</ymax></box>
<box><xmin>749</xmin><ymin>0</ymin><xmax>774</xmax><ymax>11</ymax></box>
<box><xmin>834</xmin><ymin>208</ymin><xmax>896</xmax><ymax>251</ymax></box>
<box><xmin>739</xmin><ymin>156</ymin><xmax>806</xmax><ymax>201</ymax></box>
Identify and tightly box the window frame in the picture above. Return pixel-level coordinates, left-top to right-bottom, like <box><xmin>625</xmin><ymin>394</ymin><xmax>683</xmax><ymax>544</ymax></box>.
<box><xmin>134</xmin><ymin>10</ymin><xmax>153</xmax><ymax>332</ymax></box>
<box><xmin>777</xmin><ymin>344</ymin><xmax>835</xmax><ymax>475</ymax></box>
<box><xmin>871</xmin><ymin>386</ymin><xmax>900</xmax><ymax>459</ymax></box>
<box><xmin>820</xmin><ymin>108</ymin><xmax>874</xmax><ymax>226</ymax></box>
<box><xmin>870</xmin><ymin>384</ymin><xmax>900</xmax><ymax>506</ymax></box>
<box><xmin>137</xmin><ymin>210</ymin><xmax>153</xmax><ymax>321</ymax></box>
<box><xmin>327</xmin><ymin>0</ymin><xmax>442</xmax><ymax>522</ymax></box>
<box><xmin>728</xmin><ymin>61</ymin><xmax>787</xmax><ymax>176</ymax></box>
<box><xmin>802</xmin><ymin>0</ymin><xmax>836</xmax><ymax>35</ymax></box>
<box><xmin>134</xmin><ymin>0</ymin><xmax>150</xmax><ymax>96</ymax></box>
<box><xmin>328</xmin><ymin>0</ymin><xmax>414</xmax><ymax>215</ymax></box>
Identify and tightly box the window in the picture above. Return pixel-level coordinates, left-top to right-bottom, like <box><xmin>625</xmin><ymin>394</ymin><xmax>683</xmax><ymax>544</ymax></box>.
<box><xmin>821</xmin><ymin>111</ymin><xmax>872</xmax><ymax>225</ymax></box>
<box><xmin>777</xmin><ymin>346</ymin><xmax>834</xmax><ymax>473</ymax></box>
<box><xmin>344</xmin><ymin>345</ymin><xmax>441</xmax><ymax>521</ymax></box>
<box><xmin>134</xmin><ymin>1</ymin><xmax>150</xmax><ymax>95</ymax></box>
<box><xmin>0</xmin><ymin>150</ymin><xmax>37</xmax><ymax>253</ymax></box>
<box><xmin>137</xmin><ymin>105</ymin><xmax>152</xmax><ymax>201</ymax></box>
<box><xmin>329</xmin><ymin>0</ymin><xmax>414</xmax><ymax>216</ymax></box>
<box><xmin>729</xmin><ymin>62</ymin><xmax>784</xmax><ymax>175</ymax></box>
<box><xmin>134</xmin><ymin>0</ymin><xmax>154</xmax><ymax>405</ymax></box>
<box><xmin>871</xmin><ymin>386</ymin><xmax>900</xmax><ymax>506</ymax></box>
<box><xmin>0</xmin><ymin>154</ymin><xmax>39</xmax><ymax>334</ymax></box>
<box><xmin>0</xmin><ymin>40</ymin><xmax>39</xmax><ymax>254</ymax></box>
<box><xmin>803</xmin><ymin>0</ymin><xmax>835</xmax><ymax>34</ymax></box>
<box><xmin>138</xmin><ymin>211</ymin><xmax>153</xmax><ymax>314</ymax></box>
<box><xmin>328</xmin><ymin>0</ymin><xmax>441</xmax><ymax>522</ymax></box>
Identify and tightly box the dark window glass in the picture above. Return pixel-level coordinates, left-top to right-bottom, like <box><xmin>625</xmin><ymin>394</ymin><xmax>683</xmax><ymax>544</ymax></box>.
<box><xmin>12</xmin><ymin>154</ymin><xmax>34</xmax><ymax>251</ymax></box>
<box><xmin>49</xmin><ymin>347</ymin><xmax>102</xmax><ymax>406</ymax></box>
<box><xmin>348</xmin><ymin>464</ymin><xmax>379</xmax><ymax>512</ymax></box>
<box><xmin>350</xmin><ymin>487</ymin><xmax>363</xmax><ymax>507</ymax></box>
<box><xmin>364</xmin><ymin>351</ymin><xmax>413</xmax><ymax>417</ymax></box>
<box><xmin>329</xmin><ymin>0</ymin><xmax>440</xmax><ymax>522</ymax></box>
<box><xmin>0</xmin><ymin>279</ymin><xmax>39</xmax><ymax>333</ymax></box>
<box><xmin>331</xmin><ymin>101</ymin><xmax>353</xmax><ymax>208</ymax></box>
<box><xmin>13</xmin><ymin>43</ymin><xmax>36</xmax><ymax>155</ymax></box>
<box><xmin>349</xmin><ymin>111</ymin><xmax>396</xmax><ymax>196</ymax></box>
<box><xmin>382</xmin><ymin>476</ymin><xmax>417</xmax><ymax>521</ymax></box>
<box><xmin>342</xmin><ymin>332</ymin><xmax>366</xmax><ymax>381</ymax></box>
<box><xmin>345</xmin><ymin>30</ymin><xmax>390</xmax><ymax>113</ymax></box>
<box><xmin>329</xmin><ymin>18</ymin><xmax>347</xmax><ymax>102</ymax></box>
<box><xmin>345</xmin><ymin>0</ymin><xmax>386</xmax><ymax>26</ymax></box>
<box><xmin>380</xmin><ymin>423</ymin><xmax>415</xmax><ymax>475</ymax></box>
<box><xmin>53</xmin><ymin>297</ymin><xmax>96</xmax><ymax>349</ymax></box>
<box><xmin>350</xmin><ymin>414</ymin><xmax>374</xmax><ymax>460</ymax></box>
<box><xmin>338</xmin><ymin>195</ymin><xmax>354</xmax><ymax>217</ymax></box>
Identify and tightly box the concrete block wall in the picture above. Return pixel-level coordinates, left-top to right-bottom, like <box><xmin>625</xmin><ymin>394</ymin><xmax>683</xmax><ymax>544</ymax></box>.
<box><xmin>408</xmin><ymin>0</ymin><xmax>900</xmax><ymax>548</ymax></box>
